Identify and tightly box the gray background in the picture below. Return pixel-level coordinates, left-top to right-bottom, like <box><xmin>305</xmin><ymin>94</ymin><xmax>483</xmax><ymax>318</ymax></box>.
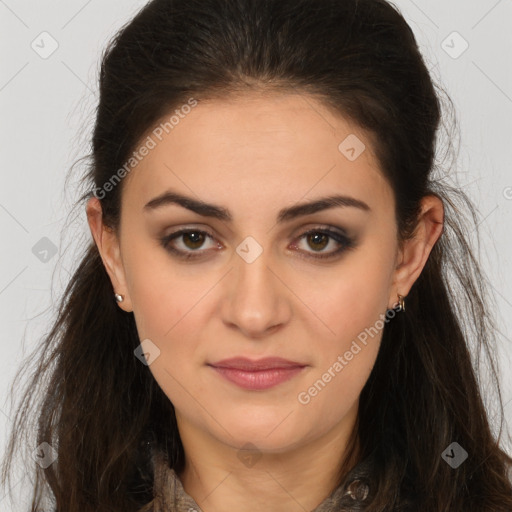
<box><xmin>1</xmin><ymin>0</ymin><xmax>511</xmax><ymax>509</ymax></box>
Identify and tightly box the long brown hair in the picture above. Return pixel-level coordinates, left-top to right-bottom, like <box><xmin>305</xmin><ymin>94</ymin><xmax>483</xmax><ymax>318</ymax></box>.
<box><xmin>2</xmin><ymin>0</ymin><xmax>511</xmax><ymax>510</ymax></box>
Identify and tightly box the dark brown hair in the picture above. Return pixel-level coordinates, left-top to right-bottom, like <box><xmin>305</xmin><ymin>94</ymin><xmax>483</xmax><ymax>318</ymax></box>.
<box><xmin>2</xmin><ymin>0</ymin><xmax>511</xmax><ymax>510</ymax></box>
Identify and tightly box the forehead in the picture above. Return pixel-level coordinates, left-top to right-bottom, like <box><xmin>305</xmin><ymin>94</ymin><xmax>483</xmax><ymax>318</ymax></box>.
<box><xmin>121</xmin><ymin>92</ymin><xmax>393</xmax><ymax>217</ymax></box>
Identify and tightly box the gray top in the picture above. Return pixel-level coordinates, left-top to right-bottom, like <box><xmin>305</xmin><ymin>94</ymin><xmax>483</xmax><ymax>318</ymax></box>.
<box><xmin>144</xmin><ymin>447</ymin><xmax>375</xmax><ymax>512</ymax></box>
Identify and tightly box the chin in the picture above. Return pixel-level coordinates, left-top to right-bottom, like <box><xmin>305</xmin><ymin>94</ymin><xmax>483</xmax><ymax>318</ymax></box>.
<box><xmin>214</xmin><ymin>414</ymin><xmax>309</xmax><ymax>452</ymax></box>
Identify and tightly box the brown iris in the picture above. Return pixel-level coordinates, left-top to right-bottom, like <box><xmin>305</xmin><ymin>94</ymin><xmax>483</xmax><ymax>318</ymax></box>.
<box><xmin>306</xmin><ymin>232</ymin><xmax>329</xmax><ymax>252</ymax></box>
<box><xmin>182</xmin><ymin>232</ymin><xmax>206</xmax><ymax>249</ymax></box>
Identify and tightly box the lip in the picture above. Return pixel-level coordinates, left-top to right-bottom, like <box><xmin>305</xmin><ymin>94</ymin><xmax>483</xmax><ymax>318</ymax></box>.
<box><xmin>207</xmin><ymin>357</ymin><xmax>307</xmax><ymax>390</ymax></box>
<box><xmin>208</xmin><ymin>357</ymin><xmax>306</xmax><ymax>371</ymax></box>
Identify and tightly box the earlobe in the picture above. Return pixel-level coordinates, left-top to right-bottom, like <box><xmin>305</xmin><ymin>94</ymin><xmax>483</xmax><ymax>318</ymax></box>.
<box><xmin>389</xmin><ymin>195</ymin><xmax>444</xmax><ymax>306</ymax></box>
<box><xmin>85</xmin><ymin>197</ymin><xmax>133</xmax><ymax>312</ymax></box>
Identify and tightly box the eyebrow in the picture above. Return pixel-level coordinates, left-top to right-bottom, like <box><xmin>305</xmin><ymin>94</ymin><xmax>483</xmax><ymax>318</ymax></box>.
<box><xmin>143</xmin><ymin>189</ymin><xmax>370</xmax><ymax>223</ymax></box>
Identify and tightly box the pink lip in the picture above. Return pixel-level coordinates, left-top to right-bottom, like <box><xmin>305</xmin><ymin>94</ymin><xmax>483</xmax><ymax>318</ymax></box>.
<box><xmin>207</xmin><ymin>357</ymin><xmax>307</xmax><ymax>390</ymax></box>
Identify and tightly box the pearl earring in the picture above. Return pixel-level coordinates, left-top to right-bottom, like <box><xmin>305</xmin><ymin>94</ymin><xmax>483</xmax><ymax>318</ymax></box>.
<box><xmin>114</xmin><ymin>293</ymin><xmax>124</xmax><ymax>303</ymax></box>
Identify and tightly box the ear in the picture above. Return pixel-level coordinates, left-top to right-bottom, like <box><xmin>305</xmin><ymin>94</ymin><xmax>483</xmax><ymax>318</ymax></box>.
<box><xmin>86</xmin><ymin>197</ymin><xmax>133</xmax><ymax>312</ymax></box>
<box><xmin>388</xmin><ymin>194</ymin><xmax>444</xmax><ymax>309</ymax></box>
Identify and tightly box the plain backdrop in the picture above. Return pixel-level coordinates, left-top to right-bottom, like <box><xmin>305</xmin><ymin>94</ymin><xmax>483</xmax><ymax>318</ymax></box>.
<box><xmin>1</xmin><ymin>0</ymin><xmax>511</xmax><ymax>509</ymax></box>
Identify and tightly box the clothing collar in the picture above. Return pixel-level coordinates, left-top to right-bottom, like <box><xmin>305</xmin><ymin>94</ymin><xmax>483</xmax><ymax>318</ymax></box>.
<box><xmin>148</xmin><ymin>447</ymin><xmax>375</xmax><ymax>511</ymax></box>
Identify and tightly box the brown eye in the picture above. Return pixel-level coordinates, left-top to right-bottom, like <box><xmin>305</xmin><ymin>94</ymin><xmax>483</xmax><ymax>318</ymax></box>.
<box><xmin>159</xmin><ymin>226</ymin><xmax>356</xmax><ymax>262</ymax></box>
<box><xmin>160</xmin><ymin>229</ymin><xmax>217</xmax><ymax>260</ymax></box>
<box><xmin>292</xmin><ymin>228</ymin><xmax>356</xmax><ymax>260</ymax></box>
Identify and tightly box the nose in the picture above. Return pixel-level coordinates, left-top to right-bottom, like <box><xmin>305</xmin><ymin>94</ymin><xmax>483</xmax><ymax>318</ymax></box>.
<box><xmin>220</xmin><ymin>248</ymin><xmax>291</xmax><ymax>339</ymax></box>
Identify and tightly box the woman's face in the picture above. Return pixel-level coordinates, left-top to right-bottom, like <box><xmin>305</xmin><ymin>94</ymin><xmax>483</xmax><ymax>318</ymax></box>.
<box><xmin>92</xmin><ymin>92</ymin><xmax>406</xmax><ymax>454</ymax></box>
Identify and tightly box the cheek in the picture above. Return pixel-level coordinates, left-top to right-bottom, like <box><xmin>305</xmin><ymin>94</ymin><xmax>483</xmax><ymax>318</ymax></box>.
<box><xmin>299</xmin><ymin>277</ymin><xmax>386</xmax><ymax>422</ymax></box>
<box><xmin>297</xmin><ymin>336</ymin><xmax>381</xmax><ymax>430</ymax></box>
<box><xmin>296</xmin><ymin>241</ymin><xmax>393</xmax><ymax>415</ymax></box>
<box><xmin>130</xmin><ymin>276</ymin><xmax>207</xmax><ymax>355</ymax></box>
<box><xmin>309</xmin><ymin>242</ymin><xmax>395</xmax><ymax>346</ymax></box>
<box><xmin>127</xmin><ymin>259</ymin><xmax>209</xmax><ymax>413</ymax></box>
<box><xmin>123</xmin><ymin>238</ymin><xmax>204</xmax><ymax>337</ymax></box>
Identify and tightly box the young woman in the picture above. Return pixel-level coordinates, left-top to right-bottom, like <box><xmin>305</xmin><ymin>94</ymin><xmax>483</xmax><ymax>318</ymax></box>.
<box><xmin>2</xmin><ymin>0</ymin><xmax>512</xmax><ymax>510</ymax></box>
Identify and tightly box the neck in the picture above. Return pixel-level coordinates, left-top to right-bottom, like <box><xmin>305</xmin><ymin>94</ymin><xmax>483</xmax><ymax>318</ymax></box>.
<box><xmin>176</xmin><ymin>402</ymin><xmax>360</xmax><ymax>512</ymax></box>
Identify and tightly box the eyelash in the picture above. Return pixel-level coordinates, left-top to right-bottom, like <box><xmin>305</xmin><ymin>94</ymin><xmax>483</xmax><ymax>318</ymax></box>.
<box><xmin>159</xmin><ymin>227</ymin><xmax>356</xmax><ymax>261</ymax></box>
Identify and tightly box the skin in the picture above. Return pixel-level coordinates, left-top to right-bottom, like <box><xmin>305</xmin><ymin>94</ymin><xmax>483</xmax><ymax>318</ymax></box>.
<box><xmin>87</xmin><ymin>91</ymin><xmax>444</xmax><ymax>512</ymax></box>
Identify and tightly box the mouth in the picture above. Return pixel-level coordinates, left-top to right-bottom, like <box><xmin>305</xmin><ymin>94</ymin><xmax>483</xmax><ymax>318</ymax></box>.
<box><xmin>207</xmin><ymin>357</ymin><xmax>308</xmax><ymax>390</ymax></box>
